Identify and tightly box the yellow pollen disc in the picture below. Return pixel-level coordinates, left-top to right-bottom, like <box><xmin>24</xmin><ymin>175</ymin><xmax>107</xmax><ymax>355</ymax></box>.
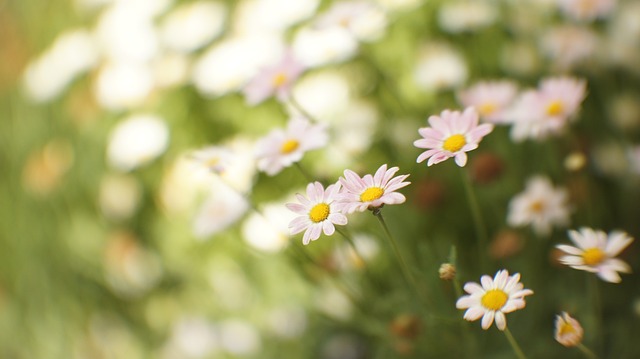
<box><xmin>309</xmin><ymin>203</ymin><xmax>330</xmax><ymax>223</ymax></box>
<box><xmin>558</xmin><ymin>322</ymin><xmax>576</xmax><ymax>336</ymax></box>
<box><xmin>582</xmin><ymin>247</ymin><xmax>605</xmax><ymax>266</ymax></box>
<box><xmin>530</xmin><ymin>200</ymin><xmax>545</xmax><ymax>213</ymax></box>
<box><xmin>478</xmin><ymin>102</ymin><xmax>497</xmax><ymax>116</ymax></box>
<box><xmin>273</xmin><ymin>73</ymin><xmax>287</xmax><ymax>87</ymax></box>
<box><xmin>360</xmin><ymin>187</ymin><xmax>384</xmax><ymax>202</ymax></box>
<box><xmin>546</xmin><ymin>100</ymin><xmax>564</xmax><ymax>116</ymax></box>
<box><xmin>442</xmin><ymin>134</ymin><xmax>467</xmax><ymax>153</ymax></box>
<box><xmin>481</xmin><ymin>289</ymin><xmax>508</xmax><ymax>311</ymax></box>
<box><xmin>280</xmin><ymin>139</ymin><xmax>299</xmax><ymax>154</ymax></box>
<box><xmin>206</xmin><ymin>157</ymin><xmax>220</xmax><ymax>167</ymax></box>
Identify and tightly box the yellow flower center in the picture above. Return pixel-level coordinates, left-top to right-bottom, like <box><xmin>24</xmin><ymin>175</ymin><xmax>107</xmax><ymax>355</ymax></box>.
<box><xmin>442</xmin><ymin>134</ymin><xmax>466</xmax><ymax>153</ymax></box>
<box><xmin>309</xmin><ymin>203</ymin><xmax>330</xmax><ymax>223</ymax></box>
<box><xmin>206</xmin><ymin>157</ymin><xmax>220</xmax><ymax>167</ymax></box>
<box><xmin>280</xmin><ymin>139</ymin><xmax>299</xmax><ymax>154</ymax></box>
<box><xmin>546</xmin><ymin>100</ymin><xmax>564</xmax><ymax>116</ymax></box>
<box><xmin>558</xmin><ymin>322</ymin><xmax>577</xmax><ymax>337</ymax></box>
<box><xmin>530</xmin><ymin>200</ymin><xmax>545</xmax><ymax>213</ymax></box>
<box><xmin>360</xmin><ymin>187</ymin><xmax>384</xmax><ymax>202</ymax></box>
<box><xmin>478</xmin><ymin>102</ymin><xmax>497</xmax><ymax>116</ymax></box>
<box><xmin>582</xmin><ymin>247</ymin><xmax>605</xmax><ymax>266</ymax></box>
<box><xmin>481</xmin><ymin>289</ymin><xmax>508</xmax><ymax>311</ymax></box>
<box><xmin>273</xmin><ymin>73</ymin><xmax>287</xmax><ymax>87</ymax></box>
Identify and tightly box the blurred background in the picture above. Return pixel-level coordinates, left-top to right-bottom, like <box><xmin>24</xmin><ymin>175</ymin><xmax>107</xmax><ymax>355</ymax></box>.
<box><xmin>2</xmin><ymin>0</ymin><xmax>640</xmax><ymax>358</ymax></box>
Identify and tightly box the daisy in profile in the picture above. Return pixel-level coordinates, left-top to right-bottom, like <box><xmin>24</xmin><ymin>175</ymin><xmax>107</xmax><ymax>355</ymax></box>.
<box><xmin>457</xmin><ymin>80</ymin><xmax>518</xmax><ymax>123</ymax></box>
<box><xmin>414</xmin><ymin>107</ymin><xmax>494</xmax><ymax>167</ymax></box>
<box><xmin>255</xmin><ymin>117</ymin><xmax>328</xmax><ymax>176</ymax></box>
<box><xmin>337</xmin><ymin>164</ymin><xmax>411</xmax><ymax>214</ymax></box>
<box><xmin>507</xmin><ymin>175</ymin><xmax>570</xmax><ymax>237</ymax></box>
<box><xmin>510</xmin><ymin>76</ymin><xmax>586</xmax><ymax>142</ymax></box>
<box><xmin>456</xmin><ymin>269</ymin><xmax>534</xmax><ymax>330</ymax></box>
<box><xmin>557</xmin><ymin>227</ymin><xmax>633</xmax><ymax>283</ymax></box>
<box><xmin>286</xmin><ymin>182</ymin><xmax>348</xmax><ymax>245</ymax></box>
<box><xmin>243</xmin><ymin>50</ymin><xmax>305</xmax><ymax>106</ymax></box>
<box><xmin>554</xmin><ymin>312</ymin><xmax>584</xmax><ymax>347</ymax></box>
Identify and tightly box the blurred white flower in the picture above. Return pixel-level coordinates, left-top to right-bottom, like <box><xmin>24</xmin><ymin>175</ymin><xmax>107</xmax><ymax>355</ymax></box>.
<box><xmin>107</xmin><ymin>114</ymin><xmax>169</xmax><ymax>171</ymax></box>
<box><xmin>243</xmin><ymin>50</ymin><xmax>305</xmax><ymax>105</ymax></box>
<box><xmin>316</xmin><ymin>284</ymin><xmax>353</xmax><ymax>320</ymax></box>
<box><xmin>554</xmin><ymin>312</ymin><xmax>584</xmax><ymax>347</ymax></box>
<box><xmin>507</xmin><ymin>175</ymin><xmax>570</xmax><ymax>236</ymax></box>
<box><xmin>23</xmin><ymin>29</ymin><xmax>98</xmax><ymax>102</ymax></box>
<box><xmin>438</xmin><ymin>1</ymin><xmax>497</xmax><ymax>33</ymax></box>
<box><xmin>189</xmin><ymin>146</ymin><xmax>235</xmax><ymax>175</ymax></box>
<box><xmin>152</xmin><ymin>52</ymin><xmax>190</xmax><ymax>88</ymax></box>
<box><xmin>315</xmin><ymin>1</ymin><xmax>388</xmax><ymax>42</ymax></box>
<box><xmin>95</xmin><ymin>62</ymin><xmax>155</xmax><ymax>110</ymax></box>
<box><xmin>293</xmin><ymin>27</ymin><xmax>359</xmax><ymax>68</ymax></box>
<box><xmin>558</xmin><ymin>0</ymin><xmax>616</xmax><ymax>21</ymax></box>
<box><xmin>192</xmin><ymin>183</ymin><xmax>249</xmax><ymax>239</ymax></box>
<box><xmin>255</xmin><ymin>117</ymin><xmax>328</xmax><ymax>176</ymax></box>
<box><xmin>192</xmin><ymin>35</ymin><xmax>284</xmax><ymax>97</ymax></box>
<box><xmin>290</xmin><ymin>70</ymin><xmax>352</xmax><ymax>122</ymax></box>
<box><xmin>234</xmin><ymin>0</ymin><xmax>319</xmax><ymax>35</ymax></box>
<box><xmin>541</xmin><ymin>25</ymin><xmax>598</xmax><ymax>70</ymax></box>
<box><xmin>167</xmin><ymin>317</ymin><xmax>220</xmax><ymax>359</ymax></box>
<box><xmin>266</xmin><ymin>305</ymin><xmax>308</xmax><ymax>339</ymax></box>
<box><xmin>160</xmin><ymin>1</ymin><xmax>226</xmax><ymax>53</ymax></box>
<box><xmin>219</xmin><ymin>320</ymin><xmax>262</xmax><ymax>356</ymax></box>
<box><xmin>333</xmin><ymin>233</ymin><xmax>379</xmax><ymax>270</ymax></box>
<box><xmin>242</xmin><ymin>201</ymin><xmax>295</xmax><ymax>252</ymax></box>
<box><xmin>458</xmin><ymin>80</ymin><xmax>518</xmax><ymax>123</ymax></box>
<box><xmin>99</xmin><ymin>174</ymin><xmax>141</xmax><ymax>220</ymax></box>
<box><xmin>414</xmin><ymin>44</ymin><xmax>468</xmax><ymax>92</ymax></box>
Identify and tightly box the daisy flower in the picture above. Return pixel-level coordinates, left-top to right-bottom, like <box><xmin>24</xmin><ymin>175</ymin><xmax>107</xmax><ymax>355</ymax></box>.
<box><xmin>414</xmin><ymin>107</ymin><xmax>494</xmax><ymax>167</ymax></box>
<box><xmin>337</xmin><ymin>164</ymin><xmax>411</xmax><ymax>214</ymax></box>
<box><xmin>554</xmin><ymin>312</ymin><xmax>584</xmax><ymax>347</ymax></box>
<box><xmin>243</xmin><ymin>50</ymin><xmax>305</xmax><ymax>106</ymax></box>
<box><xmin>255</xmin><ymin>117</ymin><xmax>328</xmax><ymax>176</ymax></box>
<box><xmin>557</xmin><ymin>227</ymin><xmax>633</xmax><ymax>283</ymax></box>
<box><xmin>510</xmin><ymin>76</ymin><xmax>586</xmax><ymax>142</ymax></box>
<box><xmin>456</xmin><ymin>269</ymin><xmax>534</xmax><ymax>331</ymax></box>
<box><xmin>457</xmin><ymin>80</ymin><xmax>518</xmax><ymax>123</ymax></box>
<box><xmin>189</xmin><ymin>146</ymin><xmax>234</xmax><ymax>174</ymax></box>
<box><xmin>507</xmin><ymin>176</ymin><xmax>570</xmax><ymax>237</ymax></box>
<box><xmin>286</xmin><ymin>182</ymin><xmax>348</xmax><ymax>245</ymax></box>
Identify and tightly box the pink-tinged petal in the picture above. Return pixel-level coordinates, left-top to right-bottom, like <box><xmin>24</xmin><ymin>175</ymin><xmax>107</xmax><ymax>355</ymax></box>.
<box><xmin>308</xmin><ymin>224</ymin><xmax>322</xmax><ymax>242</ymax></box>
<box><xmin>481</xmin><ymin>311</ymin><xmax>495</xmax><ymax>329</ymax></box>
<box><xmin>605</xmin><ymin>232</ymin><xmax>633</xmax><ymax>257</ymax></box>
<box><xmin>460</xmin><ymin>143</ymin><xmax>478</xmax><ymax>152</ymax></box>
<box><xmin>512</xmin><ymin>289</ymin><xmax>534</xmax><ymax>298</ymax></box>
<box><xmin>456</xmin><ymin>295</ymin><xmax>475</xmax><ymax>309</ymax></box>
<box><xmin>559</xmin><ymin>255</ymin><xmax>584</xmax><ymax>266</ymax></box>
<box><xmin>464</xmin><ymin>282</ymin><xmax>484</xmax><ymax>294</ymax></box>
<box><xmin>481</xmin><ymin>275</ymin><xmax>494</xmax><ymax>290</ymax></box>
<box><xmin>329</xmin><ymin>213</ymin><xmax>348</xmax><ymax>225</ymax></box>
<box><xmin>494</xmin><ymin>311</ymin><xmax>507</xmax><ymax>331</ymax></box>
<box><xmin>382</xmin><ymin>166</ymin><xmax>400</xmax><ymax>185</ymax></box>
<box><xmin>428</xmin><ymin>115</ymin><xmax>450</xmax><ymax>134</ymax></box>
<box><xmin>467</xmin><ymin>123</ymin><xmax>494</xmax><ymax>143</ymax></box>
<box><xmin>427</xmin><ymin>152</ymin><xmax>451</xmax><ymax>166</ymax></box>
<box><xmin>454</xmin><ymin>153</ymin><xmax>468</xmax><ymax>167</ymax></box>
<box><xmin>313</xmin><ymin>182</ymin><xmax>325</xmax><ymax>202</ymax></box>
<box><xmin>463</xmin><ymin>307</ymin><xmax>485</xmax><ymax>321</ymax></box>
<box><xmin>295</xmin><ymin>193</ymin><xmax>311</xmax><ymax>206</ymax></box>
<box><xmin>556</xmin><ymin>244</ymin><xmax>583</xmax><ymax>255</ymax></box>
<box><xmin>344</xmin><ymin>169</ymin><xmax>366</xmax><ymax>188</ymax></box>
<box><xmin>602</xmin><ymin>258</ymin><xmax>631</xmax><ymax>273</ymax></box>
<box><xmin>417</xmin><ymin>149</ymin><xmax>440</xmax><ymax>163</ymax></box>
<box><xmin>302</xmin><ymin>228</ymin><xmax>313</xmax><ymax>245</ymax></box>
<box><xmin>322</xmin><ymin>220</ymin><xmax>335</xmax><ymax>236</ymax></box>
<box><xmin>373</xmin><ymin>164</ymin><xmax>388</xmax><ymax>186</ymax></box>
<box><xmin>382</xmin><ymin>192</ymin><xmax>406</xmax><ymax>205</ymax></box>
<box><xmin>286</xmin><ymin>202</ymin><xmax>308</xmax><ymax>214</ymax></box>
<box><xmin>418</xmin><ymin>127</ymin><xmax>444</xmax><ymax>140</ymax></box>
<box><xmin>596</xmin><ymin>269</ymin><xmax>621</xmax><ymax>283</ymax></box>
<box><xmin>385</xmin><ymin>180</ymin><xmax>411</xmax><ymax>193</ymax></box>
<box><xmin>305</xmin><ymin>182</ymin><xmax>317</xmax><ymax>201</ymax></box>
<box><xmin>414</xmin><ymin>138</ymin><xmax>442</xmax><ymax>149</ymax></box>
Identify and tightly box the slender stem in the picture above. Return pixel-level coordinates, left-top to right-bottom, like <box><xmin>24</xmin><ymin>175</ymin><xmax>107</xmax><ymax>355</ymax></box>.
<box><xmin>503</xmin><ymin>327</ymin><xmax>528</xmax><ymax>359</ymax></box>
<box><xmin>289</xmin><ymin>94</ymin><xmax>320</xmax><ymax>123</ymax></box>
<box><xmin>577</xmin><ymin>343</ymin><xmax>599</xmax><ymax>359</ymax></box>
<box><xmin>373</xmin><ymin>209</ymin><xmax>430</xmax><ymax>308</ymax></box>
<box><xmin>294</xmin><ymin>162</ymin><xmax>315</xmax><ymax>183</ymax></box>
<box><xmin>460</xmin><ymin>170</ymin><xmax>489</xmax><ymax>270</ymax></box>
<box><xmin>588</xmin><ymin>275</ymin><xmax>603</xmax><ymax>355</ymax></box>
<box><xmin>336</xmin><ymin>227</ymin><xmax>367</xmax><ymax>268</ymax></box>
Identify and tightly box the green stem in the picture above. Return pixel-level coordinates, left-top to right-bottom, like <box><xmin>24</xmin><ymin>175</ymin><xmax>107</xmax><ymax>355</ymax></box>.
<box><xmin>294</xmin><ymin>162</ymin><xmax>315</xmax><ymax>183</ymax></box>
<box><xmin>504</xmin><ymin>327</ymin><xmax>528</xmax><ymax>359</ymax></box>
<box><xmin>577</xmin><ymin>343</ymin><xmax>599</xmax><ymax>359</ymax></box>
<box><xmin>588</xmin><ymin>275</ymin><xmax>603</xmax><ymax>355</ymax></box>
<box><xmin>460</xmin><ymin>170</ymin><xmax>489</xmax><ymax>270</ymax></box>
<box><xmin>289</xmin><ymin>94</ymin><xmax>320</xmax><ymax>123</ymax></box>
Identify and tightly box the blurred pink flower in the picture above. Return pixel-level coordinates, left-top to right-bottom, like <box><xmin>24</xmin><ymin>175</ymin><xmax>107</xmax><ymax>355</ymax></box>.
<box><xmin>337</xmin><ymin>164</ymin><xmax>410</xmax><ymax>214</ymax></box>
<box><xmin>255</xmin><ymin>117</ymin><xmax>328</xmax><ymax>176</ymax></box>
<box><xmin>414</xmin><ymin>107</ymin><xmax>494</xmax><ymax>167</ymax></box>
<box><xmin>243</xmin><ymin>51</ymin><xmax>305</xmax><ymax>105</ymax></box>
<box><xmin>456</xmin><ymin>269</ymin><xmax>533</xmax><ymax>331</ymax></box>
<box><xmin>557</xmin><ymin>227</ymin><xmax>633</xmax><ymax>283</ymax></box>
<box><xmin>458</xmin><ymin>80</ymin><xmax>518</xmax><ymax>123</ymax></box>
<box><xmin>558</xmin><ymin>0</ymin><xmax>616</xmax><ymax>21</ymax></box>
<box><xmin>510</xmin><ymin>76</ymin><xmax>586</xmax><ymax>141</ymax></box>
<box><xmin>286</xmin><ymin>182</ymin><xmax>348</xmax><ymax>245</ymax></box>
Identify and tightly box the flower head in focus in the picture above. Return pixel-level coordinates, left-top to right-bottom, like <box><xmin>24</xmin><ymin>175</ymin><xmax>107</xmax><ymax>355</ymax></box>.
<box><xmin>286</xmin><ymin>182</ymin><xmax>348</xmax><ymax>245</ymax></box>
<box><xmin>255</xmin><ymin>117</ymin><xmax>328</xmax><ymax>176</ymax></box>
<box><xmin>414</xmin><ymin>107</ymin><xmax>494</xmax><ymax>167</ymax></box>
<box><xmin>557</xmin><ymin>227</ymin><xmax>633</xmax><ymax>283</ymax></box>
<box><xmin>337</xmin><ymin>164</ymin><xmax>411</xmax><ymax>214</ymax></box>
<box><xmin>243</xmin><ymin>50</ymin><xmax>305</xmax><ymax>105</ymax></box>
<box><xmin>554</xmin><ymin>312</ymin><xmax>584</xmax><ymax>347</ymax></box>
<box><xmin>510</xmin><ymin>77</ymin><xmax>586</xmax><ymax>142</ymax></box>
<box><xmin>456</xmin><ymin>269</ymin><xmax>534</xmax><ymax>330</ymax></box>
<box><xmin>507</xmin><ymin>175</ymin><xmax>570</xmax><ymax>236</ymax></box>
<box><xmin>457</xmin><ymin>80</ymin><xmax>518</xmax><ymax>123</ymax></box>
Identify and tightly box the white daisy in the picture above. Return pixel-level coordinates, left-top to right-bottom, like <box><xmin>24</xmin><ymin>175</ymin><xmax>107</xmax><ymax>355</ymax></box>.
<box><xmin>286</xmin><ymin>182</ymin><xmax>348</xmax><ymax>245</ymax></box>
<box><xmin>189</xmin><ymin>146</ymin><xmax>234</xmax><ymax>175</ymax></box>
<box><xmin>255</xmin><ymin>117</ymin><xmax>328</xmax><ymax>176</ymax></box>
<box><xmin>557</xmin><ymin>227</ymin><xmax>633</xmax><ymax>283</ymax></box>
<box><xmin>507</xmin><ymin>176</ymin><xmax>570</xmax><ymax>236</ymax></box>
<box><xmin>337</xmin><ymin>164</ymin><xmax>411</xmax><ymax>214</ymax></box>
<box><xmin>456</xmin><ymin>269</ymin><xmax>534</xmax><ymax>331</ymax></box>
